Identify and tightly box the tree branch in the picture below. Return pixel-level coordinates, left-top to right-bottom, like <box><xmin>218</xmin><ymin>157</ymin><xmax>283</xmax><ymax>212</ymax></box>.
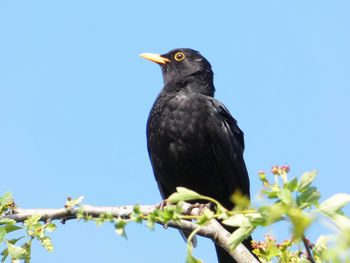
<box><xmin>302</xmin><ymin>236</ymin><xmax>315</xmax><ymax>263</ymax></box>
<box><xmin>1</xmin><ymin>202</ymin><xmax>259</xmax><ymax>263</ymax></box>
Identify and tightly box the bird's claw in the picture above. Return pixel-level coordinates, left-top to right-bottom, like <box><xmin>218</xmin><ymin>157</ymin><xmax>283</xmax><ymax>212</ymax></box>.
<box><xmin>156</xmin><ymin>199</ymin><xmax>168</xmax><ymax>210</ymax></box>
<box><xmin>186</xmin><ymin>202</ymin><xmax>212</xmax><ymax>216</ymax></box>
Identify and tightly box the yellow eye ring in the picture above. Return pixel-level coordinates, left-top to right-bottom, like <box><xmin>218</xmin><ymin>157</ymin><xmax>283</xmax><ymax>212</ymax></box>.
<box><xmin>174</xmin><ymin>52</ymin><xmax>185</xmax><ymax>61</ymax></box>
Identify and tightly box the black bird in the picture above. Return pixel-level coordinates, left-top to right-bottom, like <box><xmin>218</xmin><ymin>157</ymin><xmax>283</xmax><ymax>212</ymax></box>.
<box><xmin>141</xmin><ymin>48</ymin><xmax>252</xmax><ymax>263</ymax></box>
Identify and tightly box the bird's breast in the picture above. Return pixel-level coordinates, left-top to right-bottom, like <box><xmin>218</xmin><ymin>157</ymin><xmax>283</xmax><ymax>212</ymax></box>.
<box><xmin>151</xmin><ymin>93</ymin><xmax>207</xmax><ymax>142</ymax></box>
<box><xmin>146</xmin><ymin>92</ymin><xmax>231</xmax><ymax>202</ymax></box>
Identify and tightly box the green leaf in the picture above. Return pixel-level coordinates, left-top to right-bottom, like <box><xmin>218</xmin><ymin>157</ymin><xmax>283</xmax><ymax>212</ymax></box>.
<box><xmin>284</xmin><ymin>177</ymin><xmax>298</xmax><ymax>192</ymax></box>
<box><xmin>278</xmin><ymin>188</ymin><xmax>292</xmax><ymax>205</ymax></box>
<box><xmin>246</xmin><ymin>213</ymin><xmax>265</xmax><ymax>226</ymax></box>
<box><xmin>0</xmin><ymin>192</ymin><xmax>13</xmax><ymax>215</ymax></box>
<box><xmin>115</xmin><ymin>218</ymin><xmax>127</xmax><ymax>238</ymax></box>
<box><xmin>322</xmin><ymin>212</ymin><xmax>350</xmax><ymax>232</ymax></box>
<box><xmin>168</xmin><ymin>187</ymin><xmax>202</xmax><ymax>204</ymax></box>
<box><xmin>297</xmin><ymin>170</ymin><xmax>317</xmax><ymax>192</ymax></box>
<box><xmin>258</xmin><ymin>204</ymin><xmax>285</xmax><ymax>226</ymax></box>
<box><xmin>0</xmin><ymin>228</ymin><xmax>5</xmax><ymax>245</ymax></box>
<box><xmin>186</xmin><ymin>242</ymin><xmax>202</xmax><ymax>263</ymax></box>
<box><xmin>230</xmin><ymin>191</ymin><xmax>250</xmax><ymax>210</ymax></box>
<box><xmin>65</xmin><ymin>195</ymin><xmax>84</xmax><ymax>209</ymax></box>
<box><xmin>106</xmin><ymin>213</ymin><xmax>114</xmax><ymax>221</ymax></box>
<box><xmin>266</xmin><ymin>239</ymin><xmax>279</xmax><ymax>258</ymax></box>
<box><xmin>156</xmin><ymin>210</ymin><xmax>171</xmax><ymax>224</ymax></box>
<box><xmin>176</xmin><ymin>201</ymin><xmax>183</xmax><ymax>214</ymax></box>
<box><xmin>146</xmin><ymin>217</ymin><xmax>155</xmax><ymax>230</ymax></box>
<box><xmin>319</xmin><ymin>193</ymin><xmax>350</xmax><ymax>214</ymax></box>
<box><xmin>131</xmin><ymin>204</ymin><xmax>143</xmax><ymax>223</ymax></box>
<box><xmin>0</xmin><ymin>247</ymin><xmax>9</xmax><ymax>263</ymax></box>
<box><xmin>40</xmin><ymin>236</ymin><xmax>53</xmax><ymax>252</ymax></box>
<box><xmin>287</xmin><ymin>207</ymin><xmax>313</xmax><ymax>239</ymax></box>
<box><xmin>314</xmin><ymin>235</ymin><xmax>327</xmax><ymax>252</ymax></box>
<box><xmin>0</xmin><ymin>218</ymin><xmax>16</xmax><ymax>225</ymax></box>
<box><xmin>94</xmin><ymin>217</ymin><xmax>104</xmax><ymax>226</ymax></box>
<box><xmin>146</xmin><ymin>209</ymin><xmax>159</xmax><ymax>230</ymax></box>
<box><xmin>223</xmin><ymin>214</ymin><xmax>252</xmax><ymax>227</ymax></box>
<box><xmin>297</xmin><ymin>187</ymin><xmax>321</xmax><ymax>209</ymax></box>
<box><xmin>265</xmin><ymin>190</ymin><xmax>278</xmax><ymax>199</ymax></box>
<box><xmin>133</xmin><ymin>203</ymin><xmax>141</xmax><ymax>214</ymax></box>
<box><xmin>0</xmin><ymin>192</ymin><xmax>12</xmax><ymax>207</ymax></box>
<box><xmin>38</xmin><ymin>227</ymin><xmax>45</xmax><ymax>239</ymax></box>
<box><xmin>76</xmin><ymin>205</ymin><xmax>85</xmax><ymax>220</ymax></box>
<box><xmin>196</xmin><ymin>208</ymin><xmax>214</xmax><ymax>226</ymax></box>
<box><xmin>46</xmin><ymin>223</ymin><xmax>57</xmax><ymax>232</ymax></box>
<box><xmin>228</xmin><ymin>226</ymin><xmax>255</xmax><ymax>250</ymax></box>
<box><xmin>0</xmin><ymin>237</ymin><xmax>23</xmax><ymax>263</ymax></box>
<box><xmin>3</xmin><ymin>224</ymin><xmax>22</xmax><ymax>233</ymax></box>
<box><xmin>161</xmin><ymin>206</ymin><xmax>175</xmax><ymax>222</ymax></box>
<box><xmin>317</xmin><ymin>194</ymin><xmax>350</xmax><ymax>232</ymax></box>
<box><xmin>23</xmin><ymin>214</ymin><xmax>41</xmax><ymax>228</ymax></box>
<box><xmin>5</xmin><ymin>240</ymin><xmax>28</xmax><ymax>260</ymax></box>
<box><xmin>22</xmin><ymin>240</ymin><xmax>32</xmax><ymax>263</ymax></box>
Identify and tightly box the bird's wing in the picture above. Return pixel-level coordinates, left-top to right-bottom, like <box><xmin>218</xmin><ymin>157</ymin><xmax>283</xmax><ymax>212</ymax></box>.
<box><xmin>206</xmin><ymin>98</ymin><xmax>250</xmax><ymax>199</ymax></box>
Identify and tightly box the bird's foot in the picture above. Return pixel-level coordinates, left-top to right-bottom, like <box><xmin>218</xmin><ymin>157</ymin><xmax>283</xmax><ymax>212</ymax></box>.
<box><xmin>156</xmin><ymin>199</ymin><xmax>168</xmax><ymax>210</ymax></box>
<box><xmin>186</xmin><ymin>202</ymin><xmax>212</xmax><ymax>216</ymax></box>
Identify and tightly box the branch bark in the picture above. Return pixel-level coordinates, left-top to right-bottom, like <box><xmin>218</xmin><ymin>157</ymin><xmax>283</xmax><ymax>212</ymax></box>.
<box><xmin>1</xmin><ymin>203</ymin><xmax>258</xmax><ymax>263</ymax></box>
<box><xmin>302</xmin><ymin>236</ymin><xmax>315</xmax><ymax>263</ymax></box>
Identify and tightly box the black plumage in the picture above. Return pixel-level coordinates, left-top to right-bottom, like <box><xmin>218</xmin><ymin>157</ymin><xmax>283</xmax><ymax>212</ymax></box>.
<box><xmin>141</xmin><ymin>48</ymin><xmax>252</xmax><ymax>263</ymax></box>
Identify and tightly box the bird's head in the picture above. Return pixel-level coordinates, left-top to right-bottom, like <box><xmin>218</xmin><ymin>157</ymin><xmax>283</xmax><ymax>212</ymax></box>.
<box><xmin>140</xmin><ymin>48</ymin><xmax>214</xmax><ymax>96</ymax></box>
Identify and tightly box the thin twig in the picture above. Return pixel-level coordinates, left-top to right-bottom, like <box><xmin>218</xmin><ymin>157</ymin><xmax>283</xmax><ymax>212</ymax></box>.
<box><xmin>302</xmin><ymin>236</ymin><xmax>315</xmax><ymax>263</ymax></box>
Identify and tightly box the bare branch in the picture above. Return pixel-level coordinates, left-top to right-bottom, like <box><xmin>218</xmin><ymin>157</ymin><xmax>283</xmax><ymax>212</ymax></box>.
<box><xmin>302</xmin><ymin>236</ymin><xmax>315</xmax><ymax>263</ymax></box>
<box><xmin>1</xmin><ymin>203</ymin><xmax>259</xmax><ymax>263</ymax></box>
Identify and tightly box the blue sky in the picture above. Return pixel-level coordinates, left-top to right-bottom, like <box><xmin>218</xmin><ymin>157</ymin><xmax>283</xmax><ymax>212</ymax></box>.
<box><xmin>1</xmin><ymin>1</ymin><xmax>349</xmax><ymax>262</ymax></box>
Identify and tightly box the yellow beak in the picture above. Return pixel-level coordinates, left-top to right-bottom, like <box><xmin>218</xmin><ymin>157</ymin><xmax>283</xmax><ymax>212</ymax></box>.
<box><xmin>140</xmin><ymin>53</ymin><xmax>170</xmax><ymax>64</ymax></box>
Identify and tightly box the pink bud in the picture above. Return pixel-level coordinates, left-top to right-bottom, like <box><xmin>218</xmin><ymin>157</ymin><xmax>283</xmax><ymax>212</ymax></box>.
<box><xmin>281</xmin><ymin>165</ymin><xmax>290</xmax><ymax>173</ymax></box>
<box><xmin>271</xmin><ymin>165</ymin><xmax>279</xmax><ymax>174</ymax></box>
<box><xmin>258</xmin><ymin>171</ymin><xmax>266</xmax><ymax>181</ymax></box>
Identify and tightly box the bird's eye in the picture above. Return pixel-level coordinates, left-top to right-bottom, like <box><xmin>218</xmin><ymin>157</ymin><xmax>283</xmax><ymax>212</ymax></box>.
<box><xmin>174</xmin><ymin>52</ymin><xmax>185</xmax><ymax>61</ymax></box>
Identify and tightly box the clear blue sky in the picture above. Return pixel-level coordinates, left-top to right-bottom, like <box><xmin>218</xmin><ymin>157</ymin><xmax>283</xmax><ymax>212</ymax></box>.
<box><xmin>1</xmin><ymin>1</ymin><xmax>349</xmax><ymax>262</ymax></box>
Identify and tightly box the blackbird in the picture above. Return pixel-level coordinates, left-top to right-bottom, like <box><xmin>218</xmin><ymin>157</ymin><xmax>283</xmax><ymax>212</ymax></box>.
<box><xmin>141</xmin><ymin>48</ymin><xmax>252</xmax><ymax>263</ymax></box>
